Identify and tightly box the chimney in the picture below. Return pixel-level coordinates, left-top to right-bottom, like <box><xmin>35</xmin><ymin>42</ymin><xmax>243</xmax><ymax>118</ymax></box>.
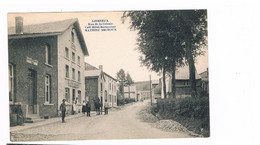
<box><xmin>15</xmin><ymin>16</ymin><xmax>23</xmax><ymax>34</ymax></box>
<box><xmin>99</xmin><ymin>65</ymin><xmax>103</xmax><ymax>71</ymax></box>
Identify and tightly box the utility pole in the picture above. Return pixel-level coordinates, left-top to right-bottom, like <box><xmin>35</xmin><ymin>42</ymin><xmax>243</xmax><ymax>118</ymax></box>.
<box><xmin>128</xmin><ymin>85</ymin><xmax>130</xmax><ymax>98</ymax></box>
<box><xmin>122</xmin><ymin>81</ymin><xmax>125</xmax><ymax>99</ymax></box>
<box><xmin>150</xmin><ymin>75</ymin><xmax>152</xmax><ymax>105</ymax></box>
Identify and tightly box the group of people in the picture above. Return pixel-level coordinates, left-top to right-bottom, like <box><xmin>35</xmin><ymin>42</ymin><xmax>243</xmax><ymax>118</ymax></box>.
<box><xmin>82</xmin><ymin>100</ymin><xmax>91</xmax><ymax>117</ymax></box>
<box><xmin>60</xmin><ymin>97</ymin><xmax>110</xmax><ymax>123</ymax></box>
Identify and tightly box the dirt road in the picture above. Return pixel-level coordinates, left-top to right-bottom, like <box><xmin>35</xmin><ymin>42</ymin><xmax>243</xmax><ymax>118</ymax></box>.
<box><xmin>11</xmin><ymin>101</ymin><xmax>191</xmax><ymax>141</ymax></box>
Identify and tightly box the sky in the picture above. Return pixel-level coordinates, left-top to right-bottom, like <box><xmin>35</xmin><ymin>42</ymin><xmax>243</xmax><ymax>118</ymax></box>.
<box><xmin>8</xmin><ymin>11</ymin><xmax>208</xmax><ymax>82</ymax></box>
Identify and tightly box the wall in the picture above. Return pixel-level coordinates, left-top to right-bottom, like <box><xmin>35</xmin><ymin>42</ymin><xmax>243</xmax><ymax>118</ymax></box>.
<box><xmin>8</xmin><ymin>36</ymin><xmax>58</xmax><ymax>118</ymax></box>
<box><xmin>85</xmin><ymin>77</ymin><xmax>98</xmax><ymax>110</ymax></box>
<box><xmin>161</xmin><ymin>75</ymin><xmax>202</xmax><ymax>98</ymax></box>
<box><xmin>57</xmin><ymin>25</ymin><xmax>86</xmax><ymax>114</ymax></box>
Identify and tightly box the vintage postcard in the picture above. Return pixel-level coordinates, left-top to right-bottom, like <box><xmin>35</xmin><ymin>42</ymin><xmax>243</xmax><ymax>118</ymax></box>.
<box><xmin>8</xmin><ymin>11</ymin><xmax>209</xmax><ymax>142</ymax></box>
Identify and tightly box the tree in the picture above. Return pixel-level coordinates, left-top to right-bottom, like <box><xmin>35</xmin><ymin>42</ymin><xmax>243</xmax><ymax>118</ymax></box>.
<box><xmin>116</xmin><ymin>69</ymin><xmax>135</xmax><ymax>98</ymax></box>
<box><xmin>126</xmin><ymin>72</ymin><xmax>134</xmax><ymax>85</ymax></box>
<box><xmin>122</xmin><ymin>11</ymin><xmax>186</xmax><ymax>98</ymax></box>
<box><xmin>122</xmin><ymin>10</ymin><xmax>207</xmax><ymax>98</ymax></box>
<box><xmin>116</xmin><ymin>69</ymin><xmax>126</xmax><ymax>96</ymax></box>
<box><xmin>178</xmin><ymin>10</ymin><xmax>208</xmax><ymax>97</ymax></box>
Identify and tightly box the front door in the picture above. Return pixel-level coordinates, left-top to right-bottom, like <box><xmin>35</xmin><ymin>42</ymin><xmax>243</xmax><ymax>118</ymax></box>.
<box><xmin>28</xmin><ymin>69</ymin><xmax>37</xmax><ymax>114</ymax></box>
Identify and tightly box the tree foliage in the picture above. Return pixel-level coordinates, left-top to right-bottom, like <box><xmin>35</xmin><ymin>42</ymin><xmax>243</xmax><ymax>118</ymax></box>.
<box><xmin>122</xmin><ymin>10</ymin><xmax>207</xmax><ymax>98</ymax></box>
<box><xmin>116</xmin><ymin>69</ymin><xmax>134</xmax><ymax>96</ymax></box>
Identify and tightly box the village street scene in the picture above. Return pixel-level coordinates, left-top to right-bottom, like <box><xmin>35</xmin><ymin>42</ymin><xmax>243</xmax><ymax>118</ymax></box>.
<box><xmin>8</xmin><ymin>10</ymin><xmax>209</xmax><ymax>141</ymax></box>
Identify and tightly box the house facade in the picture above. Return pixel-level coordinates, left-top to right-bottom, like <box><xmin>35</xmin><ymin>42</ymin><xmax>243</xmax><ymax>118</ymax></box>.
<box><xmin>160</xmin><ymin>65</ymin><xmax>202</xmax><ymax>99</ymax></box>
<box><xmin>124</xmin><ymin>85</ymin><xmax>137</xmax><ymax>101</ymax></box>
<box><xmin>199</xmin><ymin>68</ymin><xmax>209</xmax><ymax>94</ymax></box>
<box><xmin>8</xmin><ymin>17</ymin><xmax>88</xmax><ymax>119</ymax></box>
<box><xmin>85</xmin><ymin>63</ymin><xmax>118</xmax><ymax>110</ymax></box>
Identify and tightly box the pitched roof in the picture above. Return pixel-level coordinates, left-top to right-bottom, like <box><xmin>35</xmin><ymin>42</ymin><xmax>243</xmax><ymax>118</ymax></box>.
<box><xmin>85</xmin><ymin>69</ymin><xmax>101</xmax><ymax>77</ymax></box>
<box><xmin>85</xmin><ymin>62</ymin><xmax>98</xmax><ymax>71</ymax></box>
<box><xmin>199</xmin><ymin>69</ymin><xmax>208</xmax><ymax>81</ymax></box>
<box><xmin>84</xmin><ymin>63</ymin><xmax>117</xmax><ymax>81</ymax></box>
<box><xmin>8</xmin><ymin>18</ymin><xmax>89</xmax><ymax>56</ymax></box>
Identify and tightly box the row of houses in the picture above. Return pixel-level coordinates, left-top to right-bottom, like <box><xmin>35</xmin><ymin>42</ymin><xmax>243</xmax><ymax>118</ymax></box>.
<box><xmin>123</xmin><ymin>65</ymin><xmax>209</xmax><ymax>101</ymax></box>
<box><xmin>8</xmin><ymin>17</ymin><xmax>119</xmax><ymax>121</ymax></box>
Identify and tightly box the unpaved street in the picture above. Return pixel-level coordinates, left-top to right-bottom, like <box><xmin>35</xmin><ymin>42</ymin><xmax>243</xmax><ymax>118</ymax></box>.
<box><xmin>11</xmin><ymin>101</ymin><xmax>191</xmax><ymax>141</ymax></box>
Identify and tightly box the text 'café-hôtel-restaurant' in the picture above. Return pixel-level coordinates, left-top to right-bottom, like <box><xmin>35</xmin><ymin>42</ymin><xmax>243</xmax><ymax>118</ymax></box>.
<box><xmin>8</xmin><ymin>17</ymin><xmax>89</xmax><ymax>120</ymax></box>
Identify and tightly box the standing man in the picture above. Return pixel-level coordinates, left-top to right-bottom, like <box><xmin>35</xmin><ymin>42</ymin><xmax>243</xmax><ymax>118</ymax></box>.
<box><xmin>86</xmin><ymin>101</ymin><xmax>91</xmax><ymax>117</ymax></box>
<box><xmin>60</xmin><ymin>99</ymin><xmax>66</xmax><ymax>123</ymax></box>
<box><xmin>104</xmin><ymin>101</ymin><xmax>109</xmax><ymax>115</ymax></box>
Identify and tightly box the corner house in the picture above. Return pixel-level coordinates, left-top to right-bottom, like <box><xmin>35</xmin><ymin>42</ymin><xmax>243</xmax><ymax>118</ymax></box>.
<box><xmin>8</xmin><ymin>17</ymin><xmax>89</xmax><ymax>121</ymax></box>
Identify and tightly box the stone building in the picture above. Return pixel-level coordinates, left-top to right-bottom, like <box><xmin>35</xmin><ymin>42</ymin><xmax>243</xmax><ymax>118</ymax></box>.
<box><xmin>8</xmin><ymin>17</ymin><xmax>89</xmax><ymax>120</ymax></box>
<box><xmin>124</xmin><ymin>85</ymin><xmax>137</xmax><ymax>101</ymax></box>
<box><xmin>85</xmin><ymin>63</ymin><xmax>118</xmax><ymax>110</ymax></box>
<box><xmin>160</xmin><ymin>65</ymin><xmax>202</xmax><ymax>98</ymax></box>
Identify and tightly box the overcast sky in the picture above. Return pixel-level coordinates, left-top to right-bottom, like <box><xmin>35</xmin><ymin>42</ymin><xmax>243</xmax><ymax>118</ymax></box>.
<box><xmin>8</xmin><ymin>12</ymin><xmax>208</xmax><ymax>82</ymax></box>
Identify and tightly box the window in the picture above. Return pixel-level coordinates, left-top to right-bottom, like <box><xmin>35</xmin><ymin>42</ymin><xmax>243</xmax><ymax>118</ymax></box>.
<box><xmin>9</xmin><ymin>64</ymin><xmax>14</xmax><ymax>103</ymax></box>
<box><xmin>65</xmin><ymin>65</ymin><xmax>69</xmax><ymax>78</ymax></box>
<box><xmin>72</xmin><ymin>52</ymin><xmax>75</xmax><ymax>62</ymax></box>
<box><xmin>65</xmin><ymin>88</ymin><xmax>70</xmax><ymax>103</ymax></box>
<box><xmin>100</xmin><ymin>83</ymin><xmax>103</xmax><ymax>92</ymax></box>
<box><xmin>45</xmin><ymin>44</ymin><xmax>51</xmax><ymax>64</ymax></box>
<box><xmin>78</xmin><ymin>71</ymin><xmax>81</xmax><ymax>82</ymax></box>
<box><xmin>78</xmin><ymin>90</ymin><xmax>81</xmax><ymax>103</ymax></box>
<box><xmin>72</xmin><ymin>89</ymin><xmax>76</xmax><ymax>101</ymax></box>
<box><xmin>77</xmin><ymin>56</ymin><xmax>80</xmax><ymax>65</ymax></box>
<box><xmin>71</xmin><ymin>31</ymin><xmax>75</xmax><ymax>43</ymax></box>
<box><xmin>72</xmin><ymin>68</ymin><xmax>75</xmax><ymax>80</ymax></box>
<box><xmin>45</xmin><ymin>75</ymin><xmax>51</xmax><ymax>103</ymax></box>
<box><xmin>65</xmin><ymin>47</ymin><xmax>69</xmax><ymax>58</ymax></box>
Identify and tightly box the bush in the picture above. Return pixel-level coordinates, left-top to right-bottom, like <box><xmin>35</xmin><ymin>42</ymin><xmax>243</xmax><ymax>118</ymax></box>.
<box><xmin>117</xmin><ymin>98</ymin><xmax>136</xmax><ymax>106</ymax></box>
<box><xmin>124</xmin><ymin>98</ymin><xmax>135</xmax><ymax>104</ymax></box>
<box><xmin>117</xmin><ymin>98</ymin><xmax>125</xmax><ymax>106</ymax></box>
<box><xmin>156</xmin><ymin>97</ymin><xmax>210</xmax><ymax>136</ymax></box>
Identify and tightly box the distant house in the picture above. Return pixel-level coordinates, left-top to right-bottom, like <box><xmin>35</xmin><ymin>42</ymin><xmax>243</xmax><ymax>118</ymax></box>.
<box><xmin>199</xmin><ymin>68</ymin><xmax>209</xmax><ymax>94</ymax></box>
<box><xmin>85</xmin><ymin>63</ymin><xmax>118</xmax><ymax>110</ymax></box>
<box><xmin>124</xmin><ymin>85</ymin><xmax>137</xmax><ymax>101</ymax></box>
<box><xmin>152</xmin><ymin>80</ymin><xmax>161</xmax><ymax>100</ymax></box>
<box><xmin>8</xmin><ymin>17</ymin><xmax>89</xmax><ymax>119</ymax></box>
<box><xmin>160</xmin><ymin>65</ymin><xmax>202</xmax><ymax>98</ymax></box>
<box><xmin>133</xmin><ymin>81</ymin><xmax>151</xmax><ymax>101</ymax></box>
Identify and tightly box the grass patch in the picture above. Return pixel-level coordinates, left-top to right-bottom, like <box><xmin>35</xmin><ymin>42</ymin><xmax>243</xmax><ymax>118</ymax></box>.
<box><xmin>154</xmin><ymin>97</ymin><xmax>210</xmax><ymax>137</ymax></box>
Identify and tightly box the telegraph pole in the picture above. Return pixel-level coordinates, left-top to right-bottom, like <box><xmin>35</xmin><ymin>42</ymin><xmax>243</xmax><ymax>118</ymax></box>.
<box><xmin>150</xmin><ymin>75</ymin><xmax>152</xmax><ymax>105</ymax></box>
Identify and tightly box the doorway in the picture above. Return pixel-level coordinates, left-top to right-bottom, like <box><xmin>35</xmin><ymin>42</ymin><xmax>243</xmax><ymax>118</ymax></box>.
<box><xmin>28</xmin><ymin>69</ymin><xmax>37</xmax><ymax>114</ymax></box>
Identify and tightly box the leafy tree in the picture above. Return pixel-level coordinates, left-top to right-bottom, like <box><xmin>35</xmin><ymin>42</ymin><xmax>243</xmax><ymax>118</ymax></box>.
<box><xmin>116</xmin><ymin>69</ymin><xmax>126</xmax><ymax>96</ymax></box>
<box><xmin>122</xmin><ymin>10</ymin><xmax>207</xmax><ymax>98</ymax></box>
<box><xmin>126</xmin><ymin>72</ymin><xmax>134</xmax><ymax>85</ymax></box>
<box><xmin>116</xmin><ymin>69</ymin><xmax>134</xmax><ymax>98</ymax></box>
<box><xmin>122</xmin><ymin>11</ymin><xmax>186</xmax><ymax>98</ymax></box>
<box><xmin>178</xmin><ymin>10</ymin><xmax>207</xmax><ymax>97</ymax></box>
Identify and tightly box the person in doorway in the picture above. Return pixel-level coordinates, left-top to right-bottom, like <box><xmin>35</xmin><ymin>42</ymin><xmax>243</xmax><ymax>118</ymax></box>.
<box><xmin>104</xmin><ymin>102</ymin><xmax>109</xmax><ymax>115</ymax></box>
<box><xmin>82</xmin><ymin>100</ymin><xmax>86</xmax><ymax>115</ymax></box>
<box><xmin>94</xmin><ymin>97</ymin><xmax>101</xmax><ymax>115</ymax></box>
<box><xmin>60</xmin><ymin>99</ymin><xmax>66</xmax><ymax>123</ymax></box>
<box><xmin>86</xmin><ymin>101</ymin><xmax>91</xmax><ymax>117</ymax></box>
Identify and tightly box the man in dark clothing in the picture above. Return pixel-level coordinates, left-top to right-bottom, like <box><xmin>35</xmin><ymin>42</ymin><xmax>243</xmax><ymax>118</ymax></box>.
<box><xmin>60</xmin><ymin>99</ymin><xmax>66</xmax><ymax>123</ymax></box>
<box><xmin>104</xmin><ymin>102</ymin><xmax>109</xmax><ymax>115</ymax></box>
<box><xmin>86</xmin><ymin>101</ymin><xmax>91</xmax><ymax>117</ymax></box>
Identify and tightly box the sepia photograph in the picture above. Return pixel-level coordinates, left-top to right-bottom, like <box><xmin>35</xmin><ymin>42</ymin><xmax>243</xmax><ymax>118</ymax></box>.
<box><xmin>7</xmin><ymin>11</ymin><xmax>209</xmax><ymax>142</ymax></box>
